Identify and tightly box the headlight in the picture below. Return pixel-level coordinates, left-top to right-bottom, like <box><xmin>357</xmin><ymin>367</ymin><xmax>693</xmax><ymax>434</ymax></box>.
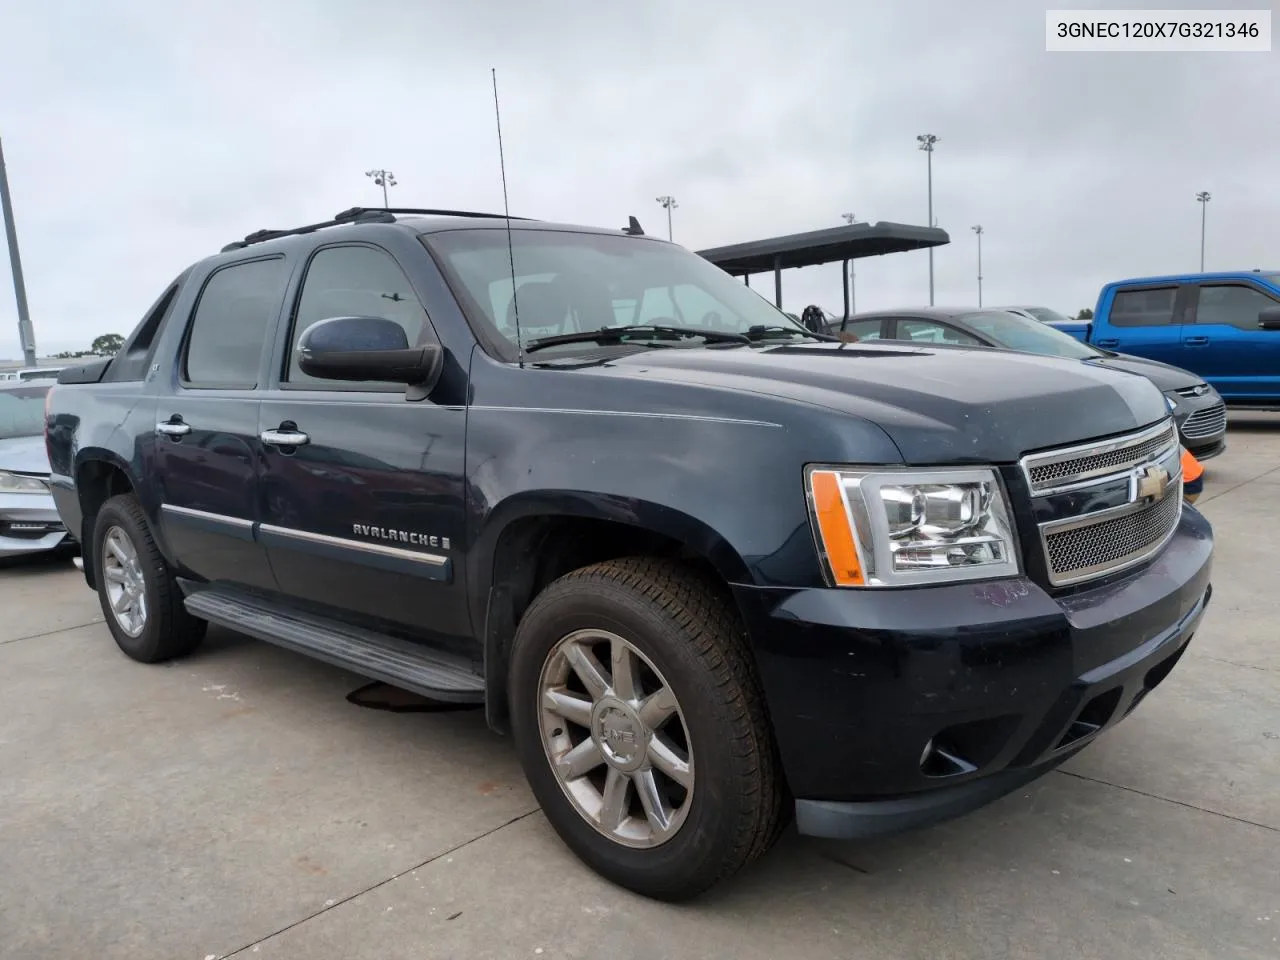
<box><xmin>806</xmin><ymin>466</ymin><xmax>1020</xmax><ymax>587</ymax></box>
<box><xmin>0</xmin><ymin>470</ymin><xmax>48</xmax><ymax>494</ymax></box>
<box><xmin>1165</xmin><ymin>395</ymin><xmax>1177</xmax><ymax>412</ymax></box>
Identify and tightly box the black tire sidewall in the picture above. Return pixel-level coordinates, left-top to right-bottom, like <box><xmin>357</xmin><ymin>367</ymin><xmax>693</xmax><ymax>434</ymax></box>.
<box><xmin>93</xmin><ymin>498</ymin><xmax>169</xmax><ymax>662</ymax></box>
<box><xmin>509</xmin><ymin>574</ymin><xmax>755</xmax><ymax>898</ymax></box>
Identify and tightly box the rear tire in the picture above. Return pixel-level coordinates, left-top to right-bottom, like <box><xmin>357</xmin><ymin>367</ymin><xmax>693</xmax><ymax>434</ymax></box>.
<box><xmin>508</xmin><ymin>556</ymin><xmax>785</xmax><ymax>901</ymax></box>
<box><xmin>93</xmin><ymin>494</ymin><xmax>206</xmax><ymax>663</ymax></box>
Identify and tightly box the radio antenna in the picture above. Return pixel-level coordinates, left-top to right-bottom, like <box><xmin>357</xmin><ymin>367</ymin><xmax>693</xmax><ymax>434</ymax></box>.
<box><xmin>491</xmin><ymin>68</ymin><xmax>524</xmax><ymax>368</ymax></box>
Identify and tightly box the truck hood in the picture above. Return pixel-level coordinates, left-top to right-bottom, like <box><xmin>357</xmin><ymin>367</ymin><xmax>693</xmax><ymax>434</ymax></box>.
<box><xmin>0</xmin><ymin>434</ymin><xmax>52</xmax><ymax>474</ymax></box>
<box><xmin>1081</xmin><ymin>352</ymin><xmax>1202</xmax><ymax>392</ymax></box>
<box><xmin>594</xmin><ymin>342</ymin><xmax>1169</xmax><ymax>463</ymax></box>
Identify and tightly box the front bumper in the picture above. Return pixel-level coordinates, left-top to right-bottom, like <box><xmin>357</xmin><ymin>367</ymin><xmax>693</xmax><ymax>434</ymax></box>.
<box><xmin>0</xmin><ymin>490</ymin><xmax>73</xmax><ymax>558</ymax></box>
<box><xmin>733</xmin><ymin>506</ymin><xmax>1213</xmax><ymax>839</ymax></box>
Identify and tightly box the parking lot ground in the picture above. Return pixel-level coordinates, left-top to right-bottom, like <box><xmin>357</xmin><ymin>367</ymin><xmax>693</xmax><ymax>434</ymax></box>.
<box><xmin>1</xmin><ymin>419</ymin><xmax>1277</xmax><ymax>960</ymax></box>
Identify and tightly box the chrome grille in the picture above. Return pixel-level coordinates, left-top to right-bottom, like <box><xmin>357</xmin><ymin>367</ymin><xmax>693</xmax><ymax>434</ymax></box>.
<box><xmin>1022</xmin><ymin>420</ymin><xmax>1178</xmax><ymax>494</ymax></box>
<box><xmin>1044</xmin><ymin>493</ymin><xmax>1181</xmax><ymax>585</ymax></box>
<box><xmin>1181</xmin><ymin>402</ymin><xmax>1227</xmax><ymax>440</ymax></box>
<box><xmin>1174</xmin><ymin>384</ymin><xmax>1213</xmax><ymax>399</ymax></box>
<box><xmin>1021</xmin><ymin>419</ymin><xmax>1183</xmax><ymax>587</ymax></box>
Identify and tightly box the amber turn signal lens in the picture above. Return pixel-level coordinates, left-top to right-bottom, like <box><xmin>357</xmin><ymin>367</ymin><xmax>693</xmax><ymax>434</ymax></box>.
<box><xmin>809</xmin><ymin>469</ymin><xmax>865</xmax><ymax>586</ymax></box>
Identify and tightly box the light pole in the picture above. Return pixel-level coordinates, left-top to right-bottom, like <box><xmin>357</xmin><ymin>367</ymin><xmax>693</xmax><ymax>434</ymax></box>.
<box><xmin>917</xmin><ymin>134</ymin><xmax>939</xmax><ymax>305</ymax></box>
<box><xmin>0</xmin><ymin>138</ymin><xmax>36</xmax><ymax>367</ymax></box>
<box><xmin>365</xmin><ymin>168</ymin><xmax>397</xmax><ymax>207</ymax></box>
<box><xmin>1195</xmin><ymin>191</ymin><xmax>1211</xmax><ymax>271</ymax></box>
<box><xmin>971</xmin><ymin>225</ymin><xmax>984</xmax><ymax>306</ymax></box>
<box><xmin>841</xmin><ymin>212</ymin><xmax>860</xmax><ymax>313</ymax></box>
<box><xmin>656</xmin><ymin>195</ymin><xmax>678</xmax><ymax>241</ymax></box>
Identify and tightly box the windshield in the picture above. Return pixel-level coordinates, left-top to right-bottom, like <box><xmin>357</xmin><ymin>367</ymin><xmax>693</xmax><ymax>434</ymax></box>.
<box><xmin>957</xmin><ymin>310</ymin><xmax>1100</xmax><ymax>360</ymax></box>
<box><xmin>425</xmin><ymin>228</ymin><xmax>810</xmax><ymax>355</ymax></box>
<box><xmin>0</xmin><ymin>384</ymin><xmax>50</xmax><ymax>439</ymax></box>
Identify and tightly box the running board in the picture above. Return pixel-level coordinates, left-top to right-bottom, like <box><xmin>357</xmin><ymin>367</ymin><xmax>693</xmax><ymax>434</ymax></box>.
<box><xmin>184</xmin><ymin>587</ymin><xmax>485</xmax><ymax>704</ymax></box>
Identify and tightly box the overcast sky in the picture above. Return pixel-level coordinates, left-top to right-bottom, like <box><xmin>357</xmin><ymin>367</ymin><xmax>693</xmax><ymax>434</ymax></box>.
<box><xmin>1</xmin><ymin>0</ymin><xmax>1276</xmax><ymax>359</ymax></box>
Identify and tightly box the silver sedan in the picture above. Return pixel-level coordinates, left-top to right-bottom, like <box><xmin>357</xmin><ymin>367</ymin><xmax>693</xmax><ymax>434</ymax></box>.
<box><xmin>0</xmin><ymin>380</ymin><xmax>74</xmax><ymax>559</ymax></box>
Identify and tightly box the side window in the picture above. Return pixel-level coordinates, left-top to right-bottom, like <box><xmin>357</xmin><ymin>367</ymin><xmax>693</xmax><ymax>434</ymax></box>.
<box><xmin>1193</xmin><ymin>284</ymin><xmax>1279</xmax><ymax>330</ymax></box>
<box><xmin>823</xmin><ymin>318</ymin><xmax>884</xmax><ymax>340</ymax></box>
<box><xmin>897</xmin><ymin>319</ymin><xmax>982</xmax><ymax>346</ymax></box>
<box><xmin>1109</xmin><ymin>287</ymin><xmax>1178</xmax><ymax>327</ymax></box>
<box><xmin>184</xmin><ymin>258</ymin><xmax>287</xmax><ymax>388</ymax></box>
<box><xmin>287</xmin><ymin>246</ymin><xmax>430</xmax><ymax>385</ymax></box>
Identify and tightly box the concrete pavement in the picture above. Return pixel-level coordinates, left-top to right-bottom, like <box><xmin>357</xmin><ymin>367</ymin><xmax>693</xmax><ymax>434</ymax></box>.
<box><xmin>1</xmin><ymin>419</ymin><xmax>1277</xmax><ymax>960</ymax></box>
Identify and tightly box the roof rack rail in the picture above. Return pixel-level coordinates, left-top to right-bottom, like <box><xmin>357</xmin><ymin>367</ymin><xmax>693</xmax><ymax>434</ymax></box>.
<box><xmin>333</xmin><ymin>206</ymin><xmax>535</xmax><ymax>222</ymax></box>
<box><xmin>220</xmin><ymin>208</ymin><xmax>396</xmax><ymax>253</ymax></box>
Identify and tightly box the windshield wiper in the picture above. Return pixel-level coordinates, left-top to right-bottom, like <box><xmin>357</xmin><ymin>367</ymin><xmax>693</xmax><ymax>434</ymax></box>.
<box><xmin>523</xmin><ymin>324</ymin><xmax>749</xmax><ymax>353</ymax></box>
<box><xmin>745</xmin><ymin>325</ymin><xmax>839</xmax><ymax>342</ymax></box>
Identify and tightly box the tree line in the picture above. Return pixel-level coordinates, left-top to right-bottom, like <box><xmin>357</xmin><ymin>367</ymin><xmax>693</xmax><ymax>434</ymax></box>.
<box><xmin>51</xmin><ymin>333</ymin><xmax>125</xmax><ymax>359</ymax></box>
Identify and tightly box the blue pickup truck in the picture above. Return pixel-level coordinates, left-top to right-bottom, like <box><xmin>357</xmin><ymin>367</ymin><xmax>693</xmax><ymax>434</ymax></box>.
<box><xmin>1051</xmin><ymin>271</ymin><xmax>1280</xmax><ymax>409</ymax></box>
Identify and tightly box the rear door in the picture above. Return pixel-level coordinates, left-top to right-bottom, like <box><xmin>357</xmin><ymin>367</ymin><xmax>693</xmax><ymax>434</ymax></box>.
<box><xmin>152</xmin><ymin>255</ymin><xmax>288</xmax><ymax>589</ymax></box>
<box><xmin>255</xmin><ymin>242</ymin><xmax>473</xmax><ymax>655</ymax></box>
<box><xmin>1183</xmin><ymin>280</ymin><xmax>1280</xmax><ymax>400</ymax></box>
<box><xmin>1095</xmin><ymin>284</ymin><xmax>1190</xmax><ymax>368</ymax></box>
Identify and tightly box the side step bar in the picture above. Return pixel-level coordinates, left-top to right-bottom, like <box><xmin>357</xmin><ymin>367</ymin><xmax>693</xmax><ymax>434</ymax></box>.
<box><xmin>184</xmin><ymin>587</ymin><xmax>485</xmax><ymax>704</ymax></box>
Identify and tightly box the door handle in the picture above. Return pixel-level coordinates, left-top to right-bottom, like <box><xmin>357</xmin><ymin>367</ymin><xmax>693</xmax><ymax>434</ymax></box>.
<box><xmin>1185</xmin><ymin>336</ymin><xmax>1210</xmax><ymax>346</ymax></box>
<box><xmin>260</xmin><ymin>429</ymin><xmax>310</xmax><ymax>447</ymax></box>
<box><xmin>1094</xmin><ymin>338</ymin><xmax>1120</xmax><ymax>347</ymax></box>
<box><xmin>155</xmin><ymin>420</ymin><xmax>191</xmax><ymax>437</ymax></box>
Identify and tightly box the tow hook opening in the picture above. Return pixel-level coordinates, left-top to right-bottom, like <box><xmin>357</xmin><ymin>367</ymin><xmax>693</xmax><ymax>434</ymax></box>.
<box><xmin>920</xmin><ymin>714</ymin><xmax>1020</xmax><ymax>778</ymax></box>
<box><xmin>1057</xmin><ymin>686</ymin><xmax>1123</xmax><ymax>750</ymax></box>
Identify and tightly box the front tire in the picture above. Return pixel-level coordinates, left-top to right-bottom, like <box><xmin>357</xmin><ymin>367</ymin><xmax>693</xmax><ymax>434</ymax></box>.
<box><xmin>508</xmin><ymin>557</ymin><xmax>785</xmax><ymax>901</ymax></box>
<box><xmin>93</xmin><ymin>494</ymin><xmax>206</xmax><ymax>663</ymax></box>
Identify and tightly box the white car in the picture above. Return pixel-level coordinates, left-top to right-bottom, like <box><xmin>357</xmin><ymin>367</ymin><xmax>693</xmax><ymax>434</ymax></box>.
<box><xmin>0</xmin><ymin>380</ymin><xmax>74</xmax><ymax>559</ymax></box>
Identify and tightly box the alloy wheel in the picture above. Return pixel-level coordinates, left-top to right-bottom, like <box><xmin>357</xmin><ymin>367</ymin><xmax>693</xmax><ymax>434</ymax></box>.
<box><xmin>537</xmin><ymin>628</ymin><xmax>695</xmax><ymax>848</ymax></box>
<box><xmin>101</xmin><ymin>525</ymin><xmax>148</xmax><ymax>638</ymax></box>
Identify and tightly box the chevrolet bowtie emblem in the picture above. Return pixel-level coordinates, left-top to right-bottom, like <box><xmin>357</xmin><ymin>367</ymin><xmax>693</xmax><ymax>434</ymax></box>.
<box><xmin>1135</xmin><ymin>464</ymin><xmax>1170</xmax><ymax>501</ymax></box>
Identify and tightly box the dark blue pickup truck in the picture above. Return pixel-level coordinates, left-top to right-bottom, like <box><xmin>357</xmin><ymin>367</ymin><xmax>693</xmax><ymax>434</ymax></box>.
<box><xmin>43</xmin><ymin>207</ymin><xmax>1213</xmax><ymax>901</ymax></box>
<box><xmin>1052</xmin><ymin>271</ymin><xmax>1280</xmax><ymax>410</ymax></box>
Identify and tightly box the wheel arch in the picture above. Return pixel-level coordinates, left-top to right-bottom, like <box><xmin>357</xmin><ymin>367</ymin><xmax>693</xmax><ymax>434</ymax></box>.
<box><xmin>72</xmin><ymin>452</ymin><xmax>140</xmax><ymax>590</ymax></box>
<box><xmin>472</xmin><ymin>492</ymin><xmax>753</xmax><ymax>735</ymax></box>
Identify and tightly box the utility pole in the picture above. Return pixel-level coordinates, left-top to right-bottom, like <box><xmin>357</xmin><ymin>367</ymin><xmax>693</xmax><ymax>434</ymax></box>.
<box><xmin>365</xmin><ymin>169</ymin><xmax>397</xmax><ymax>207</ymax></box>
<box><xmin>841</xmin><ymin>212</ymin><xmax>860</xmax><ymax>313</ymax></box>
<box><xmin>656</xmin><ymin>195</ymin><xmax>678</xmax><ymax>241</ymax></box>
<box><xmin>0</xmin><ymin>138</ymin><xmax>36</xmax><ymax>366</ymax></box>
<box><xmin>971</xmin><ymin>225</ymin><xmax>984</xmax><ymax>306</ymax></box>
<box><xmin>917</xmin><ymin>134</ymin><xmax>939</xmax><ymax>305</ymax></box>
<box><xmin>1195</xmin><ymin>191</ymin><xmax>1211</xmax><ymax>271</ymax></box>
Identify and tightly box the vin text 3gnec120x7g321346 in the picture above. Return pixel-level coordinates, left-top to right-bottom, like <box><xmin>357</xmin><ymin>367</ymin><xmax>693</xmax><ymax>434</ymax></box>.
<box><xmin>44</xmin><ymin>206</ymin><xmax>1213</xmax><ymax>901</ymax></box>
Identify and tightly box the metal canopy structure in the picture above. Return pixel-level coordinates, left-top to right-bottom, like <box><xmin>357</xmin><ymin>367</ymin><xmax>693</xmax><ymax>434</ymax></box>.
<box><xmin>696</xmin><ymin>220</ymin><xmax>950</xmax><ymax>322</ymax></box>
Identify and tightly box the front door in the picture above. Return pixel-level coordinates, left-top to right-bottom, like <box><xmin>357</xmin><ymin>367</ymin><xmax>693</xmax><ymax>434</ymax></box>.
<box><xmin>1183</xmin><ymin>281</ymin><xmax>1280</xmax><ymax>401</ymax></box>
<box><xmin>153</xmin><ymin>255</ymin><xmax>288</xmax><ymax>589</ymax></box>
<box><xmin>255</xmin><ymin>242</ymin><xmax>473</xmax><ymax>656</ymax></box>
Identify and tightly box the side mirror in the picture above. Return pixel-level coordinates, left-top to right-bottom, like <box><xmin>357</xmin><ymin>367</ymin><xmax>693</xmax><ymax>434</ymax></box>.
<box><xmin>1258</xmin><ymin>307</ymin><xmax>1280</xmax><ymax>330</ymax></box>
<box><xmin>296</xmin><ymin>316</ymin><xmax>443</xmax><ymax>388</ymax></box>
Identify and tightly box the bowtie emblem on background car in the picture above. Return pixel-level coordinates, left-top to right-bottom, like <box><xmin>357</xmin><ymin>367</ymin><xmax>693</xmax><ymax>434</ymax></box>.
<box><xmin>1134</xmin><ymin>464</ymin><xmax>1170</xmax><ymax>502</ymax></box>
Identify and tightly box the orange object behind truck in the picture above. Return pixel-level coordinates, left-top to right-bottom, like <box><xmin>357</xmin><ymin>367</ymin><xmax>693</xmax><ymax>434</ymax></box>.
<box><xmin>1182</xmin><ymin>447</ymin><xmax>1204</xmax><ymax>503</ymax></box>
